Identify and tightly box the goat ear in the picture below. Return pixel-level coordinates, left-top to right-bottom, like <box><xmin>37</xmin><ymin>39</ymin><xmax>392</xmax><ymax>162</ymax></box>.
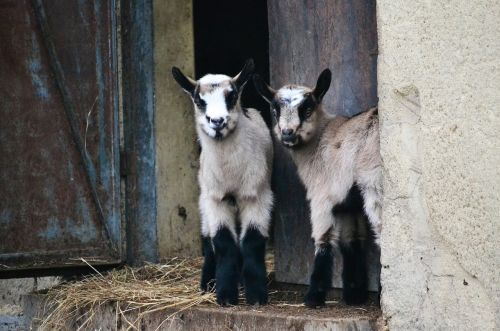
<box><xmin>313</xmin><ymin>68</ymin><xmax>332</xmax><ymax>102</ymax></box>
<box><xmin>253</xmin><ymin>74</ymin><xmax>276</xmax><ymax>104</ymax></box>
<box><xmin>233</xmin><ymin>58</ymin><xmax>255</xmax><ymax>90</ymax></box>
<box><xmin>171</xmin><ymin>67</ymin><xmax>197</xmax><ymax>95</ymax></box>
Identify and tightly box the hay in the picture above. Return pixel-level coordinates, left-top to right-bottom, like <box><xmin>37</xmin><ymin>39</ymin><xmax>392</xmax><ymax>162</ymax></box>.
<box><xmin>39</xmin><ymin>257</ymin><xmax>217</xmax><ymax>330</ymax></box>
<box><xmin>39</xmin><ymin>256</ymin><xmax>280</xmax><ymax>330</ymax></box>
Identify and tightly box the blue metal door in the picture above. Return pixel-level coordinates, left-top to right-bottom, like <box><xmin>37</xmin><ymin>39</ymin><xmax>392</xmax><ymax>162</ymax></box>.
<box><xmin>0</xmin><ymin>0</ymin><xmax>121</xmax><ymax>270</ymax></box>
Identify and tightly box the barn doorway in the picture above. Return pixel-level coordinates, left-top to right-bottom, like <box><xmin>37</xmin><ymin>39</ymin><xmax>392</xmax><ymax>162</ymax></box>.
<box><xmin>192</xmin><ymin>0</ymin><xmax>379</xmax><ymax>294</ymax></box>
<box><xmin>193</xmin><ymin>0</ymin><xmax>271</xmax><ymax>127</ymax></box>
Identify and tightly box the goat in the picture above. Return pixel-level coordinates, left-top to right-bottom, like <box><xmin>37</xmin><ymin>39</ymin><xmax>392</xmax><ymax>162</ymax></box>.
<box><xmin>171</xmin><ymin>60</ymin><xmax>273</xmax><ymax>306</ymax></box>
<box><xmin>254</xmin><ymin>70</ymin><xmax>381</xmax><ymax>307</ymax></box>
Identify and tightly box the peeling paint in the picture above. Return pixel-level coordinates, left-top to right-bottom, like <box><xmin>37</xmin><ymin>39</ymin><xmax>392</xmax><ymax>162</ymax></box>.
<box><xmin>0</xmin><ymin>0</ymin><xmax>120</xmax><ymax>269</ymax></box>
<box><xmin>0</xmin><ymin>210</ymin><xmax>12</xmax><ymax>226</ymax></box>
<box><xmin>38</xmin><ymin>217</ymin><xmax>61</xmax><ymax>241</ymax></box>
<box><xmin>27</xmin><ymin>35</ymin><xmax>50</xmax><ymax>101</ymax></box>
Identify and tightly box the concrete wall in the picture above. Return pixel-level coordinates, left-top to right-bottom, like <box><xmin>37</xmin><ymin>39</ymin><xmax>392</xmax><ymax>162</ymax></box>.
<box><xmin>377</xmin><ymin>1</ymin><xmax>499</xmax><ymax>330</ymax></box>
<box><xmin>0</xmin><ymin>277</ymin><xmax>60</xmax><ymax>330</ymax></box>
<box><xmin>153</xmin><ymin>0</ymin><xmax>201</xmax><ymax>258</ymax></box>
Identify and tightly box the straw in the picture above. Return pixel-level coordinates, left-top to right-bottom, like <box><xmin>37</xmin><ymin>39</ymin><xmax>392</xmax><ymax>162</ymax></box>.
<box><xmin>39</xmin><ymin>256</ymin><xmax>279</xmax><ymax>330</ymax></box>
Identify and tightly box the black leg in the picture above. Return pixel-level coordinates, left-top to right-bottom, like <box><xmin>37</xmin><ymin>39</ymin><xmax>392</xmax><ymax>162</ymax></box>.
<box><xmin>304</xmin><ymin>243</ymin><xmax>333</xmax><ymax>308</ymax></box>
<box><xmin>340</xmin><ymin>239</ymin><xmax>368</xmax><ymax>305</ymax></box>
<box><xmin>200</xmin><ymin>236</ymin><xmax>216</xmax><ymax>292</ymax></box>
<box><xmin>241</xmin><ymin>227</ymin><xmax>268</xmax><ymax>305</ymax></box>
<box><xmin>213</xmin><ymin>227</ymin><xmax>240</xmax><ymax>306</ymax></box>
<box><xmin>375</xmin><ymin>243</ymin><xmax>382</xmax><ymax>304</ymax></box>
<box><xmin>378</xmin><ymin>282</ymin><xmax>382</xmax><ymax>304</ymax></box>
<box><xmin>238</xmin><ymin>247</ymin><xmax>244</xmax><ymax>287</ymax></box>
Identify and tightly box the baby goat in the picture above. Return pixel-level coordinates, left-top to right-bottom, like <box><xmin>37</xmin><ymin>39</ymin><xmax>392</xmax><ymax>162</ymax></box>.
<box><xmin>172</xmin><ymin>60</ymin><xmax>273</xmax><ymax>306</ymax></box>
<box><xmin>254</xmin><ymin>70</ymin><xmax>381</xmax><ymax>307</ymax></box>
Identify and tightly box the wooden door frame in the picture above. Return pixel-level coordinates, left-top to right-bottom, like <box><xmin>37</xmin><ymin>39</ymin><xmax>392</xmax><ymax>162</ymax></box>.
<box><xmin>121</xmin><ymin>0</ymin><xmax>159</xmax><ymax>266</ymax></box>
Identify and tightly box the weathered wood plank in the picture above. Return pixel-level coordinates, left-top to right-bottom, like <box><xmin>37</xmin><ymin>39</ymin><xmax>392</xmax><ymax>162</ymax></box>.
<box><xmin>122</xmin><ymin>0</ymin><xmax>158</xmax><ymax>265</ymax></box>
<box><xmin>0</xmin><ymin>0</ymin><xmax>121</xmax><ymax>271</ymax></box>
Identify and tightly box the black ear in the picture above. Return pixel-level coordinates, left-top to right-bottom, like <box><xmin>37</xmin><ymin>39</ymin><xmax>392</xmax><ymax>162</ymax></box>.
<box><xmin>172</xmin><ymin>66</ymin><xmax>196</xmax><ymax>95</ymax></box>
<box><xmin>233</xmin><ymin>59</ymin><xmax>255</xmax><ymax>90</ymax></box>
<box><xmin>313</xmin><ymin>68</ymin><xmax>332</xmax><ymax>102</ymax></box>
<box><xmin>253</xmin><ymin>74</ymin><xmax>276</xmax><ymax>104</ymax></box>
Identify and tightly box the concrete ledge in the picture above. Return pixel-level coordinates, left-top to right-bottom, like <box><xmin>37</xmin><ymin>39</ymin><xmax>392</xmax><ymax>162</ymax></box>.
<box><xmin>152</xmin><ymin>307</ymin><xmax>379</xmax><ymax>331</ymax></box>
<box><xmin>0</xmin><ymin>313</ymin><xmax>25</xmax><ymax>331</ymax></box>
<box><xmin>26</xmin><ymin>293</ymin><xmax>381</xmax><ymax>331</ymax></box>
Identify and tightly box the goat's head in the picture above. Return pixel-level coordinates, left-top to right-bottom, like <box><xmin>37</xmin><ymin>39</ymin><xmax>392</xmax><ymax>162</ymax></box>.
<box><xmin>171</xmin><ymin>59</ymin><xmax>254</xmax><ymax>140</ymax></box>
<box><xmin>253</xmin><ymin>69</ymin><xmax>331</xmax><ymax>148</ymax></box>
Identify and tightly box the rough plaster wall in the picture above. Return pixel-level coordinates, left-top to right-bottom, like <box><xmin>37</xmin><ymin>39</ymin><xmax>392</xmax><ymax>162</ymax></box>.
<box><xmin>377</xmin><ymin>1</ymin><xmax>499</xmax><ymax>330</ymax></box>
<box><xmin>154</xmin><ymin>0</ymin><xmax>200</xmax><ymax>258</ymax></box>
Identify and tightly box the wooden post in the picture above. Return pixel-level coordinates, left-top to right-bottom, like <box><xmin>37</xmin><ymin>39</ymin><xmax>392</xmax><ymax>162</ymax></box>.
<box><xmin>122</xmin><ymin>0</ymin><xmax>158</xmax><ymax>265</ymax></box>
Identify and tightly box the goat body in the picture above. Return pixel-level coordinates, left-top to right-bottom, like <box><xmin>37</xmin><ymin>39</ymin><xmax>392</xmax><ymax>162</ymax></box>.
<box><xmin>172</xmin><ymin>60</ymin><xmax>273</xmax><ymax>306</ymax></box>
<box><xmin>254</xmin><ymin>70</ymin><xmax>381</xmax><ymax>307</ymax></box>
<box><xmin>291</xmin><ymin>108</ymin><xmax>381</xmax><ymax>245</ymax></box>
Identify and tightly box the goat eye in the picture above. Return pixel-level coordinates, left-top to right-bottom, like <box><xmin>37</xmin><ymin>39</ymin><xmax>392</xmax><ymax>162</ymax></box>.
<box><xmin>272</xmin><ymin>102</ymin><xmax>281</xmax><ymax>118</ymax></box>
<box><xmin>194</xmin><ymin>97</ymin><xmax>206</xmax><ymax>109</ymax></box>
<box><xmin>225</xmin><ymin>90</ymin><xmax>238</xmax><ymax>108</ymax></box>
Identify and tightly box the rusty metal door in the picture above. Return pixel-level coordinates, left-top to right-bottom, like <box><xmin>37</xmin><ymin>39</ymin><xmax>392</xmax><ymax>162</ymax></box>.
<box><xmin>0</xmin><ymin>0</ymin><xmax>121</xmax><ymax>270</ymax></box>
<box><xmin>268</xmin><ymin>0</ymin><xmax>380</xmax><ymax>290</ymax></box>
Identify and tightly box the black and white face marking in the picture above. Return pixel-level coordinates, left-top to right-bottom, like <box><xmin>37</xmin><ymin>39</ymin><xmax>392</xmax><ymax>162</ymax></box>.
<box><xmin>253</xmin><ymin>69</ymin><xmax>332</xmax><ymax>148</ymax></box>
<box><xmin>172</xmin><ymin>60</ymin><xmax>254</xmax><ymax>140</ymax></box>
<box><xmin>272</xmin><ymin>86</ymin><xmax>317</xmax><ymax>147</ymax></box>
<box><xmin>195</xmin><ymin>75</ymin><xmax>240</xmax><ymax>139</ymax></box>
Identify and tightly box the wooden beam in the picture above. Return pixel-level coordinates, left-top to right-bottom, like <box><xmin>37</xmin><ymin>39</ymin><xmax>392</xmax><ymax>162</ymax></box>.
<box><xmin>121</xmin><ymin>0</ymin><xmax>158</xmax><ymax>265</ymax></box>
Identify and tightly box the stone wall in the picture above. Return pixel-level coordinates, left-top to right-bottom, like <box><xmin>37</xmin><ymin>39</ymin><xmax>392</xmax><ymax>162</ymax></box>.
<box><xmin>377</xmin><ymin>1</ymin><xmax>499</xmax><ymax>330</ymax></box>
<box><xmin>0</xmin><ymin>277</ymin><xmax>60</xmax><ymax>330</ymax></box>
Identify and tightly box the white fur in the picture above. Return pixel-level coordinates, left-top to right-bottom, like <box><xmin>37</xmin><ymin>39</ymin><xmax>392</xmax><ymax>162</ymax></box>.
<box><xmin>198</xmin><ymin>74</ymin><xmax>231</xmax><ymax>85</ymax></box>
<box><xmin>189</xmin><ymin>73</ymin><xmax>273</xmax><ymax>241</ymax></box>
<box><xmin>198</xmin><ymin>108</ymin><xmax>274</xmax><ymax>241</ymax></box>
<box><xmin>193</xmin><ymin>77</ymin><xmax>239</xmax><ymax>140</ymax></box>
<box><xmin>198</xmin><ymin>74</ymin><xmax>234</xmax><ymax>126</ymax></box>
<box><xmin>201</xmin><ymin>90</ymin><xmax>230</xmax><ymax>120</ymax></box>
<box><xmin>272</xmin><ymin>85</ymin><xmax>382</xmax><ymax>249</ymax></box>
<box><xmin>278</xmin><ymin>87</ymin><xmax>307</xmax><ymax>106</ymax></box>
<box><xmin>292</xmin><ymin>111</ymin><xmax>381</xmax><ymax>247</ymax></box>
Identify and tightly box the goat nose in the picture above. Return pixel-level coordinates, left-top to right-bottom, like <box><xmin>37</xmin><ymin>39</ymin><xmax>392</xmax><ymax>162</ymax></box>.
<box><xmin>211</xmin><ymin>117</ymin><xmax>224</xmax><ymax>125</ymax></box>
<box><xmin>281</xmin><ymin>128</ymin><xmax>297</xmax><ymax>143</ymax></box>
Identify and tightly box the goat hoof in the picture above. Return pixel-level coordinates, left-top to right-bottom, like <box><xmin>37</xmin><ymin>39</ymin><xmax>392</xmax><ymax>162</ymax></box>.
<box><xmin>216</xmin><ymin>287</ymin><xmax>239</xmax><ymax>306</ymax></box>
<box><xmin>343</xmin><ymin>286</ymin><xmax>368</xmax><ymax>305</ymax></box>
<box><xmin>245</xmin><ymin>296</ymin><xmax>268</xmax><ymax>306</ymax></box>
<box><xmin>304</xmin><ymin>290</ymin><xmax>327</xmax><ymax>308</ymax></box>
<box><xmin>245</xmin><ymin>287</ymin><xmax>268</xmax><ymax>306</ymax></box>
<box><xmin>244</xmin><ymin>274</ymin><xmax>268</xmax><ymax>305</ymax></box>
<box><xmin>200</xmin><ymin>279</ymin><xmax>215</xmax><ymax>293</ymax></box>
<box><xmin>217</xmin><ymin>297</ymin><xmax>239</xmax><ymax>306</ymax></box>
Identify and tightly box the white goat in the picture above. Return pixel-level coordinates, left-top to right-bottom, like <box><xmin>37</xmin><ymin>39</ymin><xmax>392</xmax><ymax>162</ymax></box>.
<box><xmin>254</xmin><ymin>70</ymin><xmax>381</xmax><ymax>307</ymax></box>
<box><xmin>172</xmin><ymin>60</ymin><xmax>273</xmax><ymax>306</ymax></box>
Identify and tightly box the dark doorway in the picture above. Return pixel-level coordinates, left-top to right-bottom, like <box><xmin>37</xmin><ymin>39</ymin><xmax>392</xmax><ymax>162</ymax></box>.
<box><xmin>193</xmin><ymin>0</ymin><xmax>271</xmax><ymax>126</ymax></box>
